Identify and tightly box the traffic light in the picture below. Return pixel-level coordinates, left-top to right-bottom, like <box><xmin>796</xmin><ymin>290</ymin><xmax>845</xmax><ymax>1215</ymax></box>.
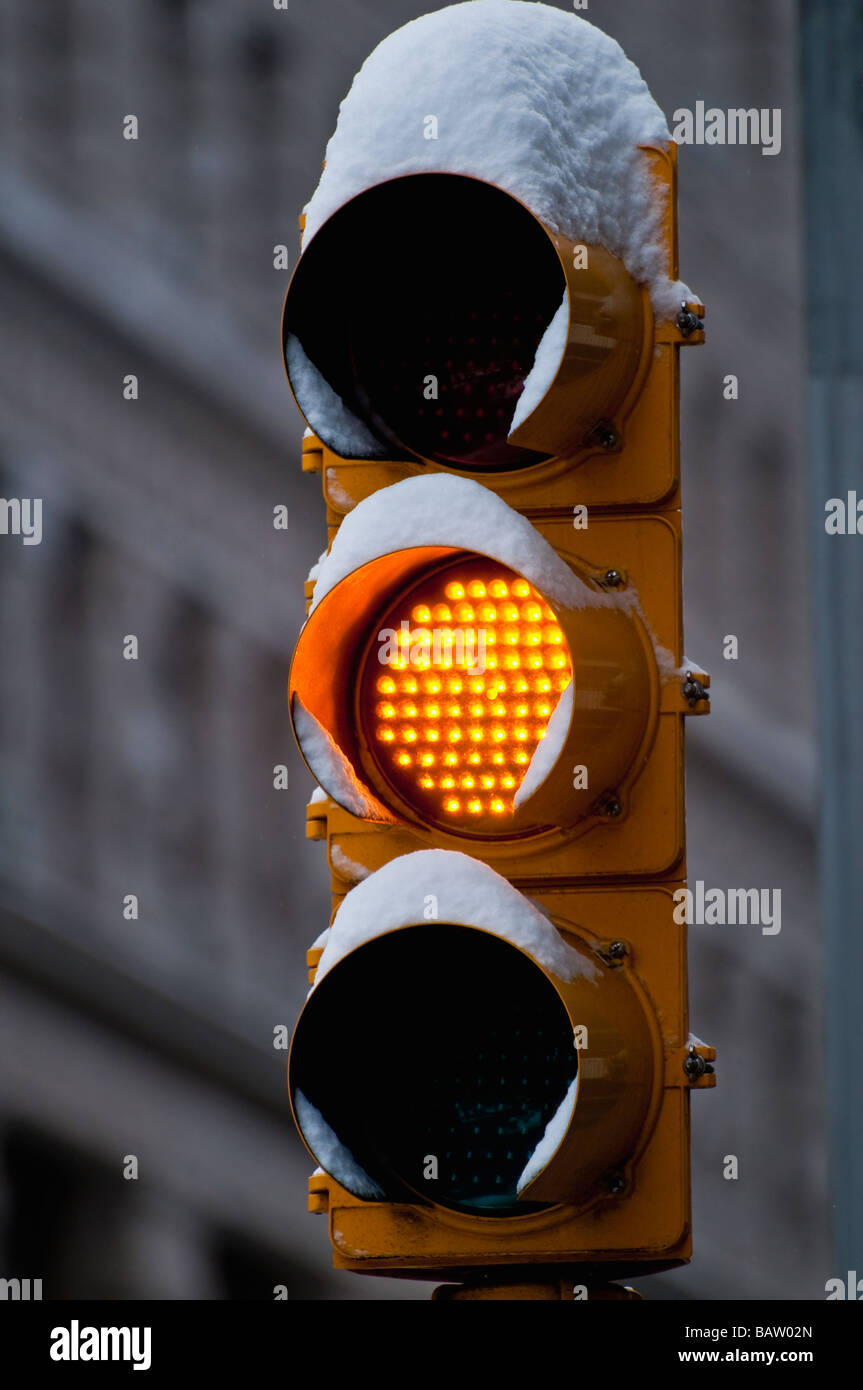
<box><xmin>283</xmin><ymin>6</ymin><xmax>714</xmax><ymax>1297</ymax></box>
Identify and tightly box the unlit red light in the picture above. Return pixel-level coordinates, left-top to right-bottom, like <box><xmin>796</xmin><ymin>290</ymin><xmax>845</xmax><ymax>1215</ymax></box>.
<box><xmin>367</xmin><ymin>563</ymin><xmax>572</xmax><ymax>826</ymax></box>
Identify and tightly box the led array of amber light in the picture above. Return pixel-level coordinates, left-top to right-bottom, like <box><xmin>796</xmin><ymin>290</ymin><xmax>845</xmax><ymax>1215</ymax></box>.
<box><xmin>361</xmin><ymin>563</ymin><xmax>572</xmax><ymax>829</ymax></box>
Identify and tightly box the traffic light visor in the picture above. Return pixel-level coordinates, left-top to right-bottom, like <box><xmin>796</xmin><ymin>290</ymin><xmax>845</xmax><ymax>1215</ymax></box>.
<box><xmin>289</xmin><ymin>851</ymin><xmax>657</xmax><ymax>1215</ymax></box>
<box><xmin>290</xmin><ymin>923</ymin><xmax>578</xmax><ymax>1216</ymax></box>
<box><xmin>291</xmin><ymin>551</ymin><xmax>652</xmax><ymax>835</ymax></box>
<box><xmin>283</xmin><ymin>174</ymin><xmax>647</xmax><ymax>469</ymax></box>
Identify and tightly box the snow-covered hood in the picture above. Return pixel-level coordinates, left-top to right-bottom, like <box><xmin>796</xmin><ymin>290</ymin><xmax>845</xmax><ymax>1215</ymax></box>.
<box><xmin>302</xmin><ymin>0</ymin><xmax>691</xmax><ymax>320</ymax></box>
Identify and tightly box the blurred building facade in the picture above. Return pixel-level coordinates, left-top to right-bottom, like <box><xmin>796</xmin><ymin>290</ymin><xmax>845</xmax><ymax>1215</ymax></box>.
<box><xmin>0</xmin><ymin>0</ymin><xmax>826</xmax><ymax>1299</ymax></box>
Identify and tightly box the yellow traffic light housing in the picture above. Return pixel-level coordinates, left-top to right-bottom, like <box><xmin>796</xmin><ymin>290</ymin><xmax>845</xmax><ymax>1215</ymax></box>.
<box><xmin>282</xmin><ymin>5</ymin><xmax>714</xmax><ymax>1296</ymax></box>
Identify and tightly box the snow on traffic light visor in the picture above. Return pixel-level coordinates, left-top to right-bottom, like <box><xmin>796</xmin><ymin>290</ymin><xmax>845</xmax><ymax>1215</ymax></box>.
<box><xmin>289</xmin><ymin>476</ymin><xmax>654</xmax><ymax>837</ymax></box>
<box><xmin>282</xmin><ymin>173</ymin><xmax>647</xmax><ymax>471</ymax></box>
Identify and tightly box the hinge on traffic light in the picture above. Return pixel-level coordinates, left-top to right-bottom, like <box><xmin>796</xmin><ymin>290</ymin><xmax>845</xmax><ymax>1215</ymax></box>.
<box><xmin>301</xmin><ymin>433</ymin><xmax>324</xmax><ymax>473</ymax></box>
<box><xmin>661</xmin><ymin>668</ymin><xmax>711</xmax><ymax>714</ymax></box>
<box><xmin>306</xmin><ymin>798</ymin><xmax>328</xmax><ymax>841</ymax></box>
<box><xmin>674</xmin><ymin>300</ymin><xmax>706</xmax><ymax>344</ymax></box>
<box><xmin>667</xmin><ymin>1038</ymin><xmax>717</xmax><ymax>1089</ymax></box>
<box><xmin>676</xmin><ymin>302</ymin><xmax>704</xmax><ymax>338</ymax></box>
<box><xmin>682</xmin><ymin>671</ymin><xmax>710</xmax><ymax>708</ymax></box>
<box><xmin>308</xmin><ymin>1171</ymin><xmax>329</xmax><ymax>1215</ymax></box>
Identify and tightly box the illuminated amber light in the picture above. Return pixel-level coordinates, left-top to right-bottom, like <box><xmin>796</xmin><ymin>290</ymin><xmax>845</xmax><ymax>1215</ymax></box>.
<box><xmin>361</xmin><ymin>560</ymin><xmax>573</xmax><ymax>829</ymax></box>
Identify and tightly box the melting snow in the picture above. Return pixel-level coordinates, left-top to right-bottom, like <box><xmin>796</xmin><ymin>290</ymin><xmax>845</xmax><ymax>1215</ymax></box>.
<box><xmin>286</xmin><ymin>334</ymin><xmax>386</xmax><ymax>460</ymax></box>
<box><xmin>307</xmin><ymin>474</ymin><xmax>600</xmax><ymax>614</ymax></box>
<box><xmin>514</xmin><ymin>680</ymin><xmax>574</xmax><ymax>809</ymax></box>
<box><xmin>292</xmin><ymin>696</ymin><xmax>394</xmax><ymax>821</ymax></box>
<box><xmin>313</xmin><ymin>849</ymin><xmax>598</xmax><ymax>988</ymax></box>
<box><xmin>330</xmin><ymin>844</ymin><xmax>370</xmax><ymax>883</ymax></box>
<box><xmin>295</xmin><ymin>1090</ymin><xmax>384</xmax><ymax>1199</ymax></box>
<box><xmin>509</xmin><ymin>292</ymin><xmax>569</xmax><ymax>435</ymax></box>
<box><xmin>517</xmin><ymin>1077</ymin><xmax>578</xmax><ymax>1193</ymax></box>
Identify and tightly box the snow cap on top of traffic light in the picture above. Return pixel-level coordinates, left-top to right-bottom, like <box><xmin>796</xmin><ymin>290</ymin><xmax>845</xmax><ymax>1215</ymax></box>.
<box><xmin>300</xmin><ymin>0</ymin><xmax>692</xmax><ymax>321</ymax></box>
<box><xmin>310</xmin><ymin>849</ymin><xmax>599</xmax><ymax>988</ymax></box>
<box><xmin>306</xmin><ymin>474</ymin><xmax>604</xmax><ymax>615</ymax></box>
